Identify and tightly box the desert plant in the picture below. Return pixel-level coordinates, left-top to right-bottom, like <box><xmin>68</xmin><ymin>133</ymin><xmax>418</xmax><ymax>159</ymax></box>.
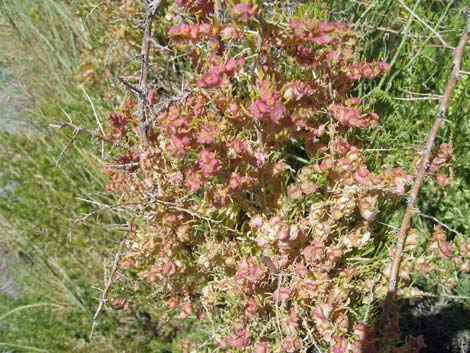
<box><xmin>96</xmin><ymin>1</ymin><xmax>445</xmax><ymax>352</ymax></box>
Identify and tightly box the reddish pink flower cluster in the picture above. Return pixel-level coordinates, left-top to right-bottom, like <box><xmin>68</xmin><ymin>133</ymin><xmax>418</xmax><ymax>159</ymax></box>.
<box><xmin>329</xmin><ymin>98</ymin><xmax>379</xmax><ymax>128</ymax></box>
<box><xmin>198</xmin><ymin>149</ymin><xmax>221</xmax><ymax>177</ymax></box>
<box><xmin>197</xmin><ymin>56</ymin><xmax>245</xmax><ymax>88</ymax></box>
<box><xmin>248</xmin><ymin>79</ymin><xmax>286</xmax><ymax>123</ymax></box>
<box><xmin>347</xmin><ymin>61</ymin><xmax>390</xmax><ymax>80</ymax></box>
<box><xmin>230</xmin><ymin>2</ymin><xmax>258</xmax><ymax>24</ymax></box>
<box><xmin>175</xmin><ymin>0</ymin><xmax>214</xmax><ymax>16</ymax></box>
<box><xmin>168</xmin><ymin>23</ymin><xmax>220</xmax><ymax>42</ymax></box>
<box><xmin>288</xmin><ymin>19</ymin><xmax>349</xmax><ymax>45</ymax></box>
<box><xmin>428</xmin><ymin>143</ymin><xmax>453</xmax><ymax>187</ymax></box>
<box><xmin>108</xmin><ymin>112</ymin><xmax>128</xmax><ymax>128</ymax></box>
<box><xmin>234</xmin><ymin>256</ymin><xmax>265</xmax><ymax>291</ymax></box>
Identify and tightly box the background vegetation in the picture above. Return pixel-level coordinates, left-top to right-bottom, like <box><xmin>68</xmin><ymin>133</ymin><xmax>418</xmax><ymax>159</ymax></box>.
<box><xmin>0</xmin><ymin>1</ymin><xmax>468</xmax><ymax>352</ymax></box>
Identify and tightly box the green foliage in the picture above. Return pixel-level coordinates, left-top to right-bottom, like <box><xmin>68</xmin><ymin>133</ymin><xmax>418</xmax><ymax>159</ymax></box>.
<box><xmin>0</xmin><ymin>0</ymin><xmax>161</xmax><ymax>351</ymax></box>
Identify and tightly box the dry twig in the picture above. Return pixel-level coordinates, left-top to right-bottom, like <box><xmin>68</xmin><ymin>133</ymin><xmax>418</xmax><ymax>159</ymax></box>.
<box><xmin>136</xmin><ymin>0</ymin><xmax>162</xmax><ymax>146</ymax></box>
<box><xmin>89</xmin><ymin>217</ymin><xmax>134</xmax><ymax>340</ymax></box>
<box><xmin>52</xmin><ymin>120</ymin><xmax>129</xmax><ymax>149</ymax></box>
<box><xmin>380</xmin><ymin>12</ymin><xmax>470</xmax><ymax>327</ymax></box>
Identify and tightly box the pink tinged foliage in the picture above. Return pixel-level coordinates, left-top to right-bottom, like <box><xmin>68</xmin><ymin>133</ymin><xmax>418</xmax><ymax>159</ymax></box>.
<box><xmin>314</xmin><ymin>303</ymin><xmax>333</xmax><ymax>321</ymax></box>
<box><xmin>415</xmin><ymin>258</ymin><xmax>430</xmax><ymax>275</ymax></box>
<box><xmin>303</xmin><ymin>239</ymin><xmax>324</xmax><ymax>262</ymax></box>
<box><xmin>104</xmin><ymin>3</ymin><xmax>400</xmax><ymax>351</ymax></box>
<box><xmin>170</xmin><ymin>134</ymin><xmax>191</xmax><ymax>157</ymax></box>
<box><xmin>198</xmin><ymin>57</ymin><xmax>245</xmax><ymax>88</ymax></box>
<box><xmin>235</xmin><ymin>257</ymin><xmax>265</xmax><ymax>283</ymax></box>
<box><xmin>197</xmin><ymin>124</ymin><xmax>216</xmax><ymax>144</ymax></box>
<box><xmin>408</xmin><ymin>335</ymin><xmax>427</xmax><ymax>351</ymax></box>
<box><xmin>352</xmin><ymin>323</ymin><xmax>378</xmax><ymax>353</ymax></box>
<box><xmin>162</xmin><ymin>261</ymin><xmax>177</xmax><ymax>276</ymax></box>
<box><xmin>243</xmin><ymin>298</ymin><xmax>259</xmax><ymax>316</ymax></box>
<box><xmin>185</xmin><ymin>170</ymin><xmax>203</xmax><ymax>192</ymax></box>
<box><xmin>429</xmin><ymin>143</ymin><xmax>452</xmax><ymax>173</ymax></box>
<box><xmin>248</xmin><ymin>79</ymin><xmax>286</xmax><ymax>122</ymax></box>
<box><xmin>229</xmin><ymin>172</ymin><xmax>243</xmax><ymax>190</ymax></box>
<box><xmin>353</xmin><ymin>164</ymin><xmax>371</xmax><ymax>185</ymax></box>
<box><xmin>253</xmin><ymin>342</ymin><xmax>270</xmax><ymax>353</ymax></box>
<box><xmin>167</xmin><ymin>297</ymin><xmax>180</xmax><ymax>309</ymax></box>
<box><xmin>198</xmin><ymin>149</ymin><xmax>221</xmax><ymax>177</ymax></box>
<box><xmin>330</xmin><ymin>103</ymin><xmax>378</xmax><ymax>128</ymax></box>
<box><xmin>179</xmin><ymin>301</ymin><xmax>193</xmax><ymax>319</ymax></box>
<box><xmin>348</xmin><ymin>62</ymin><xmax>390</xmax><ymax>80</ymax></box>
<box><xmin>248</xmin><ymin>265</ymin><xmax>265</xmax><ymax>282</ymax></box>
<box><xmin>288</xmin><ymin>19</ymin><xmax>347</xmax><ymax>44</ymax></box>
<box><xmin>269</xmin><ymin>102</ymin><xmax>286</xmax><ymax>123</ymax></box>
<box><xmin>227</xmin><ymin>138</ymin><xmax>248</xmax><ymax>159</ymax></box>
<box><xmin>358</xmin><ymin>195</ymin><xmax>378</xmax><ymax>221</ymax></box>
<box><xmin>249</xmin><ymin>99</ymin><xmax>269</xmax><ymax>119</ymax></box>
<box><xmin>227</xmin><ymin>335</ymin><xmax>251</xmax><ymax>348</ymax></box>
<box><xmin>175</xmin><ymin>0</ymin><xmax>214</xmax><ymax>16</ymax></box>
<box><xmin>287</xmin><ymin>185</ymin><xmax>302</xmax><ymax>200</ymax></box>
<box><xmin>439</xmin><ymin>241</ymin><xmax>453</xmax><ymax>259</ymax></box>
<box><xmin>108</xmin><ymin>113</ymin><xmax>128</xmax><ymax>128</ymax></box>
<box><xmin>280</xmin><ymin>337</ymin><xmax>300</xmax><ymax>353</ymax></box>
<box><xmin>111</xmin><ymin>297</ymin><xmax>129</xmax><ymax>311</ymax></box>
<box><xmin>436</xmin><ymin>173</ymin><xmax>451</xmax><ymax>187</ymax></box>
<box><xmin>230</xmin><ymin>2</ymin><xmax>257</xmax><ymax>24</ymax></box>
<box><xmin>252</xmin><ymin>151</ymin><xmax>268</xmax><ymax>168</ymax></box>
<box><xmin>227</xmin><ymin>321</ymin><xmax>252</xmax><ymax>348</ymax></box>
<box><xmin>198</xmin><ymin>68</ymin><xmax>222</xmax><ymax>88</ymax></box>
<box><xmin>331</xmin><ymin>336</ymin><xmax>348</xmax><ymax>353</ymax></box>
<box><xmin>272</xmin><ymin>287</ymin><xmax>292</xmax><ymax>303</ymax></box>
<box><xmin>249</xmin><ymin>214</ymin><xmax>263</xmax><ymax>228</ymax></box>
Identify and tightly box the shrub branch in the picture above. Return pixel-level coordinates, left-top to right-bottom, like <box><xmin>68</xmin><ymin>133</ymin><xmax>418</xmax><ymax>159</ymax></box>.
<box><xmin>137</xmin><ymin>0</ymin><xmax>162</xmax><ymax>146</ymax></box>
<box><xmin>380</xmin><ymin>12</ymin><xmax>470</xmax><ymax>327</ymax></box>
<box><xmin>89</xmin><ymin>217</ymin><xmax>135</xmax><ymax>340</ymax></box>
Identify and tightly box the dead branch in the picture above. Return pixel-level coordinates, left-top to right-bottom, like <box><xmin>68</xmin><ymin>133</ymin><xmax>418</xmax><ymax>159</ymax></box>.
<box><xmin>380</xmin><ymin>13</ymin><xmax>470</xmax><ymax>327</ymax></box>
<box><xmin>136</xmin><ymin>0</ymin><xmax>162</xmax><ymax>146</ymax></box>
<box><xmin>52</xmin><ymin>120</ymin><xmax>129</xmax><ymax>149</ymax></box>
<box><xmin>90</xmin><ymin>217</ymin><xmax>134</xmax><ymax>340</ymax></box>
<box><xmin>55</xmin><ymin>129</ymin><xmax>79</xmax><ymax>168</ymax></box>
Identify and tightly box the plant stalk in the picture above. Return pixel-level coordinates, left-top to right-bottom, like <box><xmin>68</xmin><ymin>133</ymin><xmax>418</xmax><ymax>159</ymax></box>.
<box><xmin>380</xmin><ymin>12</ymin><xmax>470</xmax><ymax>327</ymax></box>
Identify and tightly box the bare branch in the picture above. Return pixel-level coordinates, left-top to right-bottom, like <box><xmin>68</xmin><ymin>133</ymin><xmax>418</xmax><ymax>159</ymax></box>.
<box><xmin>90</xmin><ymin>218</ymin><xmax>134</xmax><ymax>340</ymax></box>
<box><xmin>380</xmin><ymin>13</ymin><xmax>470</xmax><ymax>327</ymax></box>
<box><xmin>52</xmin><ymin>120</ymin><xmax>129</xmax><ymax>149</ymax></box>
<box><xmin>55</xmin><ymin>129</ymin><xmax>79</xmax><ymax>168</ymax></box>
<box><xmin>397</xmin><ymin>0</ymin><xmax>454</xmax><ymax>49</ymax></box>
<box><xmin>136</xmin><ymin>0</ymin><xmax>163</xmax><ymax>146</ymax></box>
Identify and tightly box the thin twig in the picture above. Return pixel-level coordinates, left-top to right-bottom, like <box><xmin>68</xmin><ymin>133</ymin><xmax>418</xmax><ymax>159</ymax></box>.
<box><xmin>136</xmin><ymin>0</ymin><xmax>162</xmax><ymax>145</ymax></box>
<box><xmin>397</xmin><ymin>0</ymin><xmax>454</xmax><ymax>49</ymax></box>
<box><xmin>0</xmin><ymin>343</ymin><xmax>48</xmax><ymax>353</ymax></box>
<box><xmin>327</xmin><ymin>185</ymin><xmax>405</xmax><ymax>196</ymax></box>
<box><xmin>55</xmin><ymin>129</ymin><xmax>79</xmax><ymax>168</ymax></box>
<box><xmin>119</xmin><ymin>76</ymin><xmax>143</xmax><ymax>95</ymax></box>
<box><xmin>90</xmin><ymin>218</ymin><xmax>134</xmax><ymax>340</ymax></box>
<box><xmin>52</xmin><ymin>120</ymin><xmax>129</xmax><ymax>149</ymax></box>
<box><xmin>418</xmin><ymin>212</ymin><xmax>463</xmax><ymax>236</ymax></box>
<box><xmin>0</xmin><ymin>302</ymin><xmax>65</xmax><ymax>322</ymax></box>
<box><xmin>81</xmin><ymin>86</ymin><xmax>105</xmax><ymax>160</ymax></box>
<box><xmin>393</xmin><ymin>96</ymin><xmax>441</xmax><ymax>101</ymax></box>
<box><xmin>414</xmin><ymin>291</ymin><xmax>470</xmax><ymax>301</ymax></box>
<box><xmin>151</xmin><ymin>197</ymin><xmax>222</xmax><ymax>224</ymax></box>
<box><xmin>380</xmin><ymin>13</ymin><xmax>470</xmax><ymax>327</ymax></box>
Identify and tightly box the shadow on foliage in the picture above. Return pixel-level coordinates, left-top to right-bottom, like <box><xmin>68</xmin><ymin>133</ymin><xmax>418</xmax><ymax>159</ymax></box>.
<box><xmin>398</xmin><ymin>297</ymin><xmax>470</xmax><ymax>353</ymax></box>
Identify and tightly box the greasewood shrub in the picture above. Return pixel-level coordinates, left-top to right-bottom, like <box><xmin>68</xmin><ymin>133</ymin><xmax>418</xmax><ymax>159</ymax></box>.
<box><xmin>102</xmin><ymin>1</ymin><xmax>465</xmax><ymax>352</ymax></box>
